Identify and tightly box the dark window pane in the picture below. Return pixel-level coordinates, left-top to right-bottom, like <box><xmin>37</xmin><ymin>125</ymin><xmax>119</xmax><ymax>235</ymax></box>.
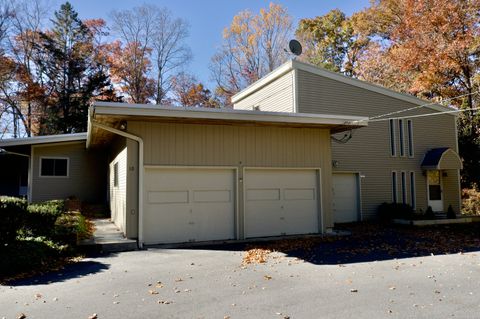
<box><xmin>54</xmin><ymin>159</ymin><xmax>68</xmax><ymax>176</ymax></box>
<box><xmin>429</xmin><ymin>185</ymin><xmax>441</xmax><ymax>200</ymax></box>
<box><xmin>41</xmin><ymin>159</ymin><xmax>54</xmax><ymax>176</ymax></box>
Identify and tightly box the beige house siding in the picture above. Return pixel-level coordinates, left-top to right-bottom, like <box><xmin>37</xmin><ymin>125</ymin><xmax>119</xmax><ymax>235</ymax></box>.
<box><xmin>296</xmin><ymin>69</ymin><xmax>460</xmax><ymax>217</ymax></box>
<box><xmin>109</xmin><ymin>144</ymin><xmax>127</xmax><ymax>233</ymax></box>
<box><xmin>127</xmin><ymin>121</ymin><xmax>334</xmax><ymax>231</ymax></box>
<box><xmin>108</xmin><ymin>137</ymin><xmax>139</xmax><ymax>238</ymax></box>
<box><xmin>31</xmin><ymin>142</ymin><xmax>106</xmax><ymax>203</ymax></box>
<box><xmin>233</xmin><ymin>70</ymin><xmax>295</xmax><ymax>112</ymax></box>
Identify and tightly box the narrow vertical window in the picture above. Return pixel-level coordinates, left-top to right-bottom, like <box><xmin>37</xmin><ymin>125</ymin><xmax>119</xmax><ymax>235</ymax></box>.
<box><xmin>407</xmin><ymin>120</ymin><xmax>414</xmax><ymax>157</ymax></box>
<box><xmin>401</xmin><ymin>171</ymin><xmax>407</xmax><ymax>204</ymax></box>
<box><xmin>392</xmin><ymin>171</ymin><xmax>398</xmax><ymax>203</ymax></box>
<box><xmin>410</xmin><ymin>171</ymin><xmax>416</xmax><ymax>209</ymax></box>
<box><xmin>389</xmin><ymin>119</ymin><xmax>396</xmax><ymax>156</ymax></box>
<box><xmin>113</xmin><ymin>162</ymin><xmax>119</xmax><ymax>187</ymax></box>
<box><xmin>399</xmin><ymin>119</ymin><xmax>405</xmax><ymax>157</ymax></box>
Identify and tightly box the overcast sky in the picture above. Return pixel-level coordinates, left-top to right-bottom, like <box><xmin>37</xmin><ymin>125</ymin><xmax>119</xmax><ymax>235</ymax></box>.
<box><xmin>65</xmin><ymin>0</ymin><xmax>371</xmax><ymax>86</ymax></box>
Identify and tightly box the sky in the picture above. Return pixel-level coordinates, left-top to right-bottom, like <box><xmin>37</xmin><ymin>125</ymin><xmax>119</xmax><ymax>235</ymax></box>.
<box><xmin>63</xmin><ymin>0</ymin><xmax>371</xmax><ymax>87</ymax></box>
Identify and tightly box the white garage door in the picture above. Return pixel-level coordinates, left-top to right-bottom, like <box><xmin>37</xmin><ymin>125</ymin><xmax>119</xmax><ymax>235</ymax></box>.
<box><xmin>144</xmin><ymin>167</ymin><xmax>235</xmax><ymax>244</ymax></box>
<box><xmin>244</xmin><ymin>169</ymin><xmax>319</xmax><ymax>238</ymax></box>
<box><xmin>333</xmin><ymin>173</ymin><xmax>359</xmax><ymax>223</ymax></box>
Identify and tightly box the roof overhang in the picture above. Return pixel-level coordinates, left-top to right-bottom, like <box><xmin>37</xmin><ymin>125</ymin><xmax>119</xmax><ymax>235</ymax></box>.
<box><xmin>232</xmin><ymin>60</ymin><xmax>455</xmax><ymax>116</ymax></box>
<box><xmin>0</xmin><ymin>133</ymin><xmax>87</xmax><ymax>148</ymax></box>
<box><xmin>421</xmin><ymin>148</ymin><xmax>463</xmax><ymax>170</ymax></box>
<box><xmin>87</xmin><ymin>102</ymin><xmax>368</xmax><ymax>147</ymax></box>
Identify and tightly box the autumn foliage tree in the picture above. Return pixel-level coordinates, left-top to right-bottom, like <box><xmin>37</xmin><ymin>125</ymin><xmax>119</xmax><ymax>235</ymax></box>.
<box><xmin>171</xmin><ymin>73</ymin><xmax>218</xmax><ymax>108</ymax></box>
<box><xmin>211</xmin><ymin>2</ymin><xmax>292</xmax><ymax>105</ymax></box>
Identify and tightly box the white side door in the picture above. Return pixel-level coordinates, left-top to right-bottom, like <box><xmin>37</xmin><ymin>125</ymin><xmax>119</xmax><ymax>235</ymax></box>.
<box><xmin>333</xmin><ymin>173</ymin><xmax>360</xmax><ymax>223</ymax></box>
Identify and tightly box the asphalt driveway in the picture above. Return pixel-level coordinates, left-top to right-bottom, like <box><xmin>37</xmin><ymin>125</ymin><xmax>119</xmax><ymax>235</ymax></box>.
<box><xmin>1</xmin><ymin>224</ymin><xmax>480</xmax><ymax>319</ymax></box>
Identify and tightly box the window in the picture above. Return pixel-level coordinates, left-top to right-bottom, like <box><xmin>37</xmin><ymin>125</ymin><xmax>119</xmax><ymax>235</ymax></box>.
<box><xmin>389</xmin><ymin>119</ymin><xmax>396</xmax><ymax>156</ymax></box>
<box><xmin>40</xmin><ymin>157</ymin><xmax>68</xmax><ymax>177</ymax></box>
<box><xmin>399</xmin><ymin>119</ymin><xmax>405</xmax><ymax>157</ymax></box>
<box><xmin>401</xmin><ymin>171</ymin><xmax>407</xmax><ymax>204</ymax></box>
<box><xmin>392</xmin><ymin>171</ymin><xmax>398</xmax><ymax>203</ymax></box>
<box><xmin>410</xmin><ymin>172</ymin><xmax>416</xmax><ymax>209</ymax></box>
<box><xmin>407</xmin><ymin>120</ymin><xmax>414</xmax><ymax>157</ymax></box>
<box><xmin>113</xmin><ymin>163</ymin><xmax>119</xmax><ymax>187</ymax></box>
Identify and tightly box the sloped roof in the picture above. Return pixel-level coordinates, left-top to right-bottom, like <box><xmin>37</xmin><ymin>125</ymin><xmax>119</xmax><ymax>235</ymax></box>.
<box><xmin>232</xmin><ymin>59</ymin><xmax>455</xmax><ymax>116</ymax></box>
<box><xmin>0</xmin><ymin>133</ymin><xmax>87</xmax><ymax>147</ymax></box>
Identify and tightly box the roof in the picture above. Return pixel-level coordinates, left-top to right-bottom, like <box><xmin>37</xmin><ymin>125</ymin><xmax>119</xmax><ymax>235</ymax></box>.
<box><xmin>421</xmin><ymin>148</ymin><xmax>463</xmax><ymax>170</ymax></box>
<box><xmin>88</xmin><ymin>102</ymin><xmax>368</xmax><ymax>147</ymax></box>
<box><xmin>232</xmin><ymin>59</ymin><xmax>455</xmax><ymax>116</ymax></box>
<box><xmin>0</xmin><ymin>133</ymin><xmax>87</xmax><ymax>148</ymax></box>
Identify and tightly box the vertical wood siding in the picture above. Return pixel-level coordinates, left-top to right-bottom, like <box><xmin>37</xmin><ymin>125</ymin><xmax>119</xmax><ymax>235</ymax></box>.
<box><xmin>128</xmin><ymin>122</ymin><xmax>335</xmax><ymax>230</ymax></box>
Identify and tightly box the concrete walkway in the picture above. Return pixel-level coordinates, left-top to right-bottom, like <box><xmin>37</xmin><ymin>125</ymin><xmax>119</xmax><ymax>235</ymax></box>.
<box><xmin>80</xmin><ymin>219</ymin><xmax>137</xmax><ymax>252</ymax></box>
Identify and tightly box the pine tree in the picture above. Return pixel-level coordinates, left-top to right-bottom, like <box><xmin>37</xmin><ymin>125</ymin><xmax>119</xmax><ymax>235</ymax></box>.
<box><xmin>36</xmin><ymin>2</ymin><xmax>114</xmax><ymax>134</ymax></box>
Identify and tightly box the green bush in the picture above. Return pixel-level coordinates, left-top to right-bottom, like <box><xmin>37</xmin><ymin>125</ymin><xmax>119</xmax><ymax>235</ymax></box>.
<box><xmin>378</xmin><ymin>202</ymin><xmax>414</xmax><ymax>221</ymax></box>
<box><xmin>0</xmin><ymin>197</ymin><xmax>27</xmax><ymax>243</ymax></box>
<box><xmin>447</xmin><ymin>205</ymin><xmax>457</xmax><ymax>219</ymax></box>
<box><xmin>425</xmin><ymin>206</ymin><xmax>435</xmax><ymax>219</ymax></box>
<box><xmin>54</xmin><ymin>212</ymin><xmax>88</xmax><ymax>244</ymax></box>
<box><xmin>25</xmin><ymin>200</ymin><xmax>65</xmax><ymax>237</ymax></box>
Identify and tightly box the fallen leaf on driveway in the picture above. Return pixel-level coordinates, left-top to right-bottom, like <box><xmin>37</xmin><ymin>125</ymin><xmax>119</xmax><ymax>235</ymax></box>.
<box><xmin>87</xmin><ymin>314</ymin><xmax>97</xmax><ymax>319</ymax></box>
<box><xmin>17</xmin><ymin>313</ymin><xmax>26</xmax><ymax>319</ymax></box>
<box><xmin>175</xmin><ymin>278</ymin><xmax>183</xmax><ymax>282</ymax></box>
<box><xmin>264</xmin><ymin>275</ymin><xmax>272</xmax><ymax>280</ymax></box>
<box><xmin>148</xmin><ymin>290</ymin><xmax>159</xmax><ymax>295</ymax></box>
<box><xmin>350</xmin><ymin>289</ymin><xmax>358</xmax><ymax>292</ymax></box>
<box><xmin>34</xmin><ymin>293</ymin><xmax>42</xmax><ymax>299</ymax></box>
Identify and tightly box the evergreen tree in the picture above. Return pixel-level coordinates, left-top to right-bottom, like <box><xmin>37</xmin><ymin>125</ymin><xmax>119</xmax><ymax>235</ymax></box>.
<box><xmin>35</xmin><ymin>2</ymin><xmax>114</xmax><ymax>134</ymax></box>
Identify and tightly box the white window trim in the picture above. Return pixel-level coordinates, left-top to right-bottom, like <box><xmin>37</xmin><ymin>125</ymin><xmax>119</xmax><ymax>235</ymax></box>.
<box><xmin>399</xmin><ymin>119</ymin><xmax>405</xmax><ymax>157</ymax></box>
<box><xmin>391</xmin><ymin>171</ymin><xmax>398</xmax><ymax>203</ymax></box>
<box><xmin>407</xmin><ymin>119</ymin><xmax>414</xmax><ymax>158</ymax></box>
<box><xmin>410</xmin><ymin>171</ymin><xmax>416</xmax><ymax>210</ymax></box>
<box><xmin>401</xmin><ymin>171</ymin><xmax>407</xmax><ymax>204</ymax></box>
<box><xmin>389</xmin><ymin>119</ymin><xmax>397</xmax><ymax>157</ymax></box>
<box><xmin>39</xmin><ymin>156</ymin><xmax>70</xmax><ymax>178</ymax></box>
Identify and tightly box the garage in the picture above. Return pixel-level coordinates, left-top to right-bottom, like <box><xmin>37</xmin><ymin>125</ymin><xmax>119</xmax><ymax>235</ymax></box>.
<box><xmin>143</xmin><ymin>167</ymin><xmax>236</xmax><ymax>244</ymax></box>
<box><xmin>244</xmin><ymin>169</ymin><xmax>320</xmax><ymax>238</ymax></box>
<box><xmin>333</xmin><ymin>173</ymin><xmax>360</xmax><ymax>223</ymax></box>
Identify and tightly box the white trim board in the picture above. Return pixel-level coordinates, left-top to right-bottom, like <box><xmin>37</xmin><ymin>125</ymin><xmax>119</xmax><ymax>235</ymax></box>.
<box><xmin>0</xmin><ymin>133</ymin><xmax>86</xmax><ymax>147</ymax></box>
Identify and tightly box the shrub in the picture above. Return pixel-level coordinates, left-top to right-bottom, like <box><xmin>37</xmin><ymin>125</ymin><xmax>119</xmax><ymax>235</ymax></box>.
<box><xmin>462</xmin><ymin>188</ymin><xmax>480</xmax><ymax>215</ymax></box>
<box><xmin>378</xmin><ymin>202</ymin><xmax>414</xmax><ymax>221</ymax></box>
<box><xmin>25</xmin><ymin>200</ymin><xmax>65</xmax><ymax>237</ymax></box>
<box><xmin>447</xmin><ymin>205</ymin><xmax>456</xmax><ymax>219</ymax></box>
<box><xmin>54</xmin><ymin>212</ymin><xmax>88</xmax><ymax>244</ymax></box>
<box><xmin>0</xmin><ymin>197</ymin><xmax>27</xmax><ymax>243</ymax></box>
<box><xmin>425</xmin><ymin>206</ymin><xmax>435</xmax><ymax>220</ymax></box>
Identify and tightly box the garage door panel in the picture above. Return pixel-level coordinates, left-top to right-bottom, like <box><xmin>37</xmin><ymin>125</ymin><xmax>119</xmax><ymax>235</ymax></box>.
<box><xmin>193</xmin><ymin>190</ymin><xmax>231</xmax><ymax>203</ymax></box>
<box><xmin>333</xmin><ymin>173</ymin><xmax>359</xmax><ymax>223</ymax></box>
<box><xmin>148</xmin><ymin>190</ymin><xmax>189</xmax><ymax>204</ymax></box>
<box><xmin>144</xmin><ymin>168</ymin><xmax>235</xmax><ymax>244</ymax></box>
<box><xmin>245</xmin><ymin>169</ymin><xmax>319</xmax><ymax>238</ymax></box>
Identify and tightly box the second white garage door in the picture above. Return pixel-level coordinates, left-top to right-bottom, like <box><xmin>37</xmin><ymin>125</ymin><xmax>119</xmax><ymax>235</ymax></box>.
<box><xmin>144</xmin><ymin>167</ymin><xmax>235</xmax><ymax>244</ymax></box>
<box><xmin>244</xmin><ymin>169</ymin><xmax>320</xmax><ymax>238</ymax></box>
<box><xmin>333</xmin><ymin>173</ymin><xmax>360</xmax><ymax>223</ymax></box>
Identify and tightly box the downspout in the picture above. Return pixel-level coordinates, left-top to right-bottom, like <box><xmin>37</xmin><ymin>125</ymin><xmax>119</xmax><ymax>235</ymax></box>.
<box><xmin>89</xmin><ymin>118</ymin><xmax>145</xmax><ymax>249</ymax></box>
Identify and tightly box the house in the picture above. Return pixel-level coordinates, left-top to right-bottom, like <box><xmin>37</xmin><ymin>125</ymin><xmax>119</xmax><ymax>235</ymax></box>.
<box><xmin>232</xmin><ymin>59</ymin><xmax>463</xmax><ymax>222</ymax></box>
<box><xmin>0</xmin><ymin>103</ymin><xmax>367</xmax><ymax>246</ymax></box>
<box><xmin>0</xmin><ymin>60</ymin><xmax>462</xmax><ymax>246</ymax></box>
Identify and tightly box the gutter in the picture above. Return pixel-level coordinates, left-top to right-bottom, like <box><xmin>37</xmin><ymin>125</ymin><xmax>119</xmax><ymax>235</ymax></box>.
<box><xmin>88</xmin><ymin>112</ymin><xmax>145</xmax><ymax>249</ymax></box>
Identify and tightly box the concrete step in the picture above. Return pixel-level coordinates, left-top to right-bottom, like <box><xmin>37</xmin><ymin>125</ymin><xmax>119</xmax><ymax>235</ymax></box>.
<box><xmin>79</xmin><ymin>218</ymin><xmax>138</xmax><ymax>253</ymax></box>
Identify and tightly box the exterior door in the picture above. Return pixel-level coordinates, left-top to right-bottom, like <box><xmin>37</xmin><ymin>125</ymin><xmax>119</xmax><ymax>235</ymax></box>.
<box><xmin>244</xmin><ymin>169</ymin><xmax>319</xmax><ymax>238</ymax></box>
<box><xmin>333</xmin><ymin>173</ymin><xmax>359</xmax><ymax>223</ymax></box>
<box><xmin>427</xmin><ymin>170</ymin><xmax>443</xmax><ymax>212</ymax></box>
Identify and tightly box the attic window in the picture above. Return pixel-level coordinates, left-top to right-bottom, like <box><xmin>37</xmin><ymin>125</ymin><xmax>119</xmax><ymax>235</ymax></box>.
<box><xmin>40</xmin><ymin>157</ymin><xmax>69</xmax><ymax>177</ymax></box>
